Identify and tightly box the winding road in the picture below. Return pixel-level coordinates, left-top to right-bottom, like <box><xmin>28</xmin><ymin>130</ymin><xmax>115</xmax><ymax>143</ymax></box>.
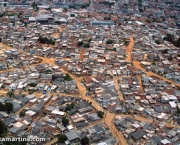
<box><xmin>0</xmin><ymin>36</ymin><xmax>180</xmax><ymax>145</ymax></box>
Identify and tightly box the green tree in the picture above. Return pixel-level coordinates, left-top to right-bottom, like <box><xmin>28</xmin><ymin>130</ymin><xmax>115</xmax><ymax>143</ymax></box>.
<box><xmin>0</xmin><ymin>103</ymin><xmax>5</xmax><ymax>111</ymax></box>
<box><xmin>162</xmin><ymin>49</ymin><xmax>168</xmax><ymax>54</ymax></box>
<box><xmin>0</xmin><ymin>120</ymin><xmax>7</xmax><ymax>137</ymax></box>
<box><xmin>77</xmin><ymin>41</ymin><xmax>84</xmax><ymax>47</ymax></box>
<box><xmin>176</xmin><ymin>106</ymin><xmax>180</xmax><ymax>115</ymax></box>
<box><xmin>7</xmin><ymin>91</ymin><xmax>14</xmax><ymax>97</ymax></box>
<box><xmin>81</xmin><ymin>137</ymin><xmax>89</xmax><ymax>145</ymax></box>
<box><xmin>63</xmin><ymin>8</ymin><xmax>67</xmax><ymax>12</ymax></box>
<box><xmin>58</xmin><ymin>134</ymin><xmax>67</xmax><ymax>143</ymax></box>
<box><xmin>152</xmin><ymin>62</ymin><xmax>156</xmax><ymax>65</ymax></box>
<box><xmin>106</xmin><ymin>39</ymin><xmax>113</xmax><ymax>44</ymax></box>
<box><xmin>29</xmin><ymin>83</ymin><xmax>36</xmax><ymax>87</ymax></box>
<box><xmin>97</xmin><ymin>111</ymin><xmax>104</xmax><ymax>118</ymax></box>
<box><xmin>64</xmin><ymin>73</ymin><xmax>72</xmax><ymax>81</ymax></box>
<box><xmin>62</xmin><ymin>117</ymin><xmax>69</xmax><ymax>127</ymax></box>
<box><xmin>19</xmin><ymin>110</ymin><xmax>25</xmax><ymax>117</ymax></box>
<box><xmin>70</xmin><ymin>14</ymin><xmax>75</xmax><ymax>17</ymax></box>
<box><xmin>83</xmin><ymin>43</ymin><xmax>90</xmax><ymax>48</ymax></box>
<box><xmin>4</xmin><ymin>102</ymin><xmax>13</xmax><ymax>113</ymax></box>
<box><xmin>65</xmin><ymin>103</ymin><xmax>74</xmax><ymax>112</ymax></box>
<box><xmin>155</xmin><ymin>40</ymin><xmax>161</xmax><ymax>45</ymax></box>
<box><xmin>124</xmin><ymin>41</ymin><xmax>129</xmax><ymax>46</ymax></box>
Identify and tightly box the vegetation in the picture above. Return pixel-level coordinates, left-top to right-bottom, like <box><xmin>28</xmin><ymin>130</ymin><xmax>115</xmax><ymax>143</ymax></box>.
<box><xmin>0</xmin><ymin>102</ymin><xmax>13</xmax><ymax>114</ymax></box>
<box><xmin>113</xmin><ymin>48</ymin><xmax>116</xmax><ymax>51</ymax></box>
<box><xmin>77</xmin><ymin>41</ymin><xmax>84</xmax><ymax>47</ymax></box>
<box><xmin>106</xmin><ymin>39</ymin><xmax>114</xmax><ymax>44</ymax></box>
<box><xmin>0</xmin><ymin>13</ymin><xmax>5</xmax><ymax>17</ymax></box>
<box><xmin>104</xmin><ymin>16</ymin><xmax>111</xmax><ymax>20</ymax></box>
<box><xmin>19</xmin><ymin>110</ymin><xmax>25</xmax><ymax>117</ymax></box>
<box><xmin>176</xmin><ymin>106</ymin><xmax>180</xmax><ymax>115</ymax></box>
<box><xmin>29</xmin><ymin>83</ymin><xmax>36</xmax><ymax>87</ymax></box>
<box><xmin>81</xmin><ymin>136</ymin><xmax>90</xmax><ymax>145</ymax></box>
<box><xmin>64</xmin><ymin>73</ymin><xmax>73</xmax><ymax>81</ymax></box>
<box><xmin>99</xmin><ymin>1</ymin><xmax>115</xmax><ymax>6</ymax></box>
<box><xmin>0</xmin><ymin>120</ymin><xmax>7</xmax><ymax>137</ymax></box>
<box><xmin>83</xmin><ymin>43</ymin><xmax>90</xmax><ymax>48</ymax></box>
<box><xmin>70</xmin><ymin>14</ymin><xmax>75</xmax><ymax>17</ymax></box>
<box><xmin>65</xmin><ymin>103</ymin><xmax>74</xmax><ymax>112</ymax></box>
<box><xmin>97</xmin><ymin>111</ymin><xmax>104</xmax><ymax>118</ymax></box>
<box><xmin>62</xmin><ymin>117</ymin><xmax>69</xmax><ymax>127</ymax></box>
<box><xmin>44</xmin><ymin>69</ymin><xmax>52</xmax><ymax>74</ymax></box>
<box><xmin>162</xmin><ymin>49</ymin><xmax>168</xmax><ymax>54</ymax></box>
<box><xmin>168</xmin><ymin>56</ymin><xmax>173</xmax><ymax>61</ymax></box>
<box><xmin>7</xmin><ymin>91</ymin><xmax>14</xmax><ymax>97</ymax></box>
<box><xmin>155</xmin><ymin>40</ymin><xmax>161</xmax><ymax>45</ymax></box>
<box><xmin>58</xmin><ymin>134</ymin><xmax>67</xmax><ymax>143</ymax></box>
<box><xmin>137</xmin><ymin>0</ymin><xmax>143</xmax><ymax>12</ymax></box>
<box><xmin>31</xmin><ymin>2</ymin><xmax>39</xmax><ymax>12</ymax></box>
<box><xmin>163</xmin><ymin>33</ymin><xmax>180</xmax><ymax>48</ymax></box>
<box><xmin>152</xmin><ymin>62</ymin><xmax>156</xmax><ymax>65</ymax></box>
<box><xmin>63</xmin><ymin>8</ymin><xmax>67</xmax><ymax>12</ymax></box>
<box><xmin>69</xmin><ymin>4</ymin><xmax>89</xmax><ymax>9</ymax></box>
<box><xmin>124</xmin><ymin>41</ymin><xmax>129</xmax><ymax>46</ymax></box>
<box><xmin>28</xmin><ymin>90</ymin><xmax>35</xmax><ymax>94</ymax></box>
<box><xmin>45</xmin><ymin>7</ymin><xmax>51</xmax><ymax>10</ymax></box>
<box><xmin>88</xmin><ymin>38</ymin><xmax>92</xmax><ymax>42</ymax></box>
<box><xmin>38</xmin><ymin>36</ymin><xmax>55</xmax><ymax>45</ymax></box>
<box><xmin>2</xmin><ymin>140</ymin><xmax>27</xmax><ymax>145</ymax></box>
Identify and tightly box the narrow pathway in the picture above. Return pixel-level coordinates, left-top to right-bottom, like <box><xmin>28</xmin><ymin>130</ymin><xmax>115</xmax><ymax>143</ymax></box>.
<box><xmin>125</xmin><ymin>37</ymin><xmax>180</xmax><ymax>87</ymax></box>
<box><xmin>137</xmin><ymin>75</ymin><xmax>144</xmax><ymax>93</ymax></box>
<box><xmin>113</xmin><ymin>76</ymin><xmax>124</xmax><ymax>102</ymax></box>
<box><xmin>80</xmin><ymin>48</ymin><xmax>85</xmax><ymax>61</ymax></box>
<box><xmin>125</xmin><ymin>36</ymin><xmax>134</xmax><ymax>61</ymax></box>
<box><xmin>60</xmin><ymin>69</ymin><xmax>127</xmax><ymax>145</ymax></box>
<box><xmin>133</xmin><ymin>61</ymin><xmax>180</xmax><ymax>87</ymax></box>
<box><xmin>1</xmin><ymin>39</ymin><xmax>180</xmax><ymax>145</ymax></box>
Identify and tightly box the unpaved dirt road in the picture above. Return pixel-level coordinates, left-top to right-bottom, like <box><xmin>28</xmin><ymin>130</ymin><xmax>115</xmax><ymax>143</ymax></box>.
<box><xmin>113</xmin><ymin>76</ymin><xmax>124</xmax><ymax>102</ymax></box>
<box><xmin>125</xmin><ymin>37</ymin><xmax>180</xmax><ymax>87</ymax></box>
<box><xmin>0</xmin><ymin>37</ymin><xmax>179</xmax><ymax>145</ymax></box>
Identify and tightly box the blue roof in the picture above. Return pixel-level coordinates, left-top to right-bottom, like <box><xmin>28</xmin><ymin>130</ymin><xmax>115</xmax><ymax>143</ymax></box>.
<box><xmin>91</xmin><ymin>20</ymin><xmax>114</xmax><ymax>24</ymax></box>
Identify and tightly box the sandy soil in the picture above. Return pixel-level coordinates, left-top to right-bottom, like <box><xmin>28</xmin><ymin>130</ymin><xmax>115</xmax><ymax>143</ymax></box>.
<box><xmin>0</xmin><ymin>42</ymin><xmax>12</xmax><ymax>50</ymax></box>
<box><xmin>80</xmin><ymin>49</ymin><xmax>85</xmax><ymax>61</ymax></box>
<box><xmin>133</xmin><ymin>61</ymin><xmax>180</xmax><ymax>87</ymax></box>
<box><xmin>53</xmin><ymin>33</ymin><xmax>59</xmax><ymax>38</ymax></box>
<box><xmin>113</xmin><ymin>76</ymin><xmax>124</xmax><ymax>102</ymax></box>
<box><xmin>60</xmin><ymin>69</ymin><xmax>127</xmax><ymax>145</ymax></box>
<box><xmin>125</xmin><ymin>37</ymin><xmax>180</xmax><ymax>87</ymax></box>
<box><xmin>137</xmin><ymin>75</ymin><xmax>144</xmax><ymax>93</ymax></box>
<box><xmin>58</xmin><ymin>26</ymin><xmax>63</xmax><ymax>33</ymax></box>
<box><xmin>125</xmin><ymin>36</ymin><xmax>134</xmax><ymax>61</ymax></box>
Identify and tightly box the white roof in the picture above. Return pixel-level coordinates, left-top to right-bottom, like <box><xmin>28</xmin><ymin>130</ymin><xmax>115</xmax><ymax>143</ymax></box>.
<box><xmin>97</xmin><ymin>59</ymin><xmax>105</xmax><ymax>63</ymax></box>
<box><xmin>13</xmin><ymin>122</ymin><xmax>24</xmax><ymax>128</ymax></box>
<box><xmin>29</xmin><ymin>98</ymin><xmax>37</xmax><ymax>103</ymax></box>
<box><xmin>138</xmin><ymin>107</ymin><xmax>145</xmax><ymax>111</ymax></box>
<box><xmin>67</xmin><ymin>125</ymin><xmax>73</xmax><ymax>130</ymax></box>
<box><xmin>51</xmin><ymin>109</ymin><xmax>65</xmax><ymax>116</ymax></box>
<box><xmin>135</xmin><ymin>21</ymin><xmax>144</xmax><ymax>25</ymax></box>
<box><xmin>25</xmin><ymin>110</ymin><xmax>36</xmax><ymax>116</ymax></box>
<box><xmin>168</xmin><ymin>95</ymin><xmax>177</xmax><ymax>100</ymax></box>
<box><xmin>29</xmin><ymin>17</ymin><xmax>36</xmax><ymax>21</ymax></box>
<box><xmin>97</xmin><ymin>143</ymin><xmax>107</xmax><ymax>145</ymax></box>
<box><xmin>161</xmin><ymin>139</ymin><xmax>171</xmax><ymax>144</ymax></box>
<box><xmin>169</xmin><ymin>101</ymin><xmax>176</xmax><ymax>108</ymax></box>
<box><xmin>157</xmin><ymin>113</ymin><xmax>166</xmax><ymax>119</ymax></box>
<box><xmin>132</xmin><ymin>124</ymin><xmax>140</xmax><ymax>128</ymax></box>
